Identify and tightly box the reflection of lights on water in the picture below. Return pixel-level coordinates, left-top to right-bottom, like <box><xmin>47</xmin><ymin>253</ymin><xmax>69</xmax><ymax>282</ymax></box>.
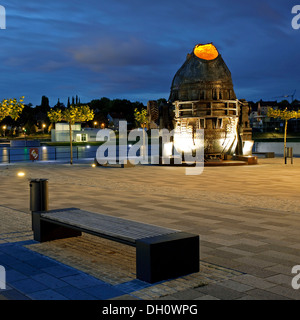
<box><xmin>42</xmin><ymin>146</ymin><xmax>47</xmax><ymax>150</ymax></box>
<box><xmin>17</xmin><ymin>172</ymin><xmax>25</xmax><ymax>177</ymax></box>
<box><xmin>87</xmin><ymin>145</ymin><xmax>90</xmax><ymax>149</ymax></box>
<box><xmin>2</xmin><ymin>148</ymin><xmax>8</xmax><ymax>159</ymax></box>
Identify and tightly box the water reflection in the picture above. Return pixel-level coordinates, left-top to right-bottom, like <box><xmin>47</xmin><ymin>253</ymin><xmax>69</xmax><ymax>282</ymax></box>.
<box><xmin>0</xmin><ymin>145</ymin><xmax>154</xmax><ymax>163</ymax></box>
<box><xmin>0</xmin><ymin>146</ymin><xmax>99</xmax><ymax>163</ymax></box>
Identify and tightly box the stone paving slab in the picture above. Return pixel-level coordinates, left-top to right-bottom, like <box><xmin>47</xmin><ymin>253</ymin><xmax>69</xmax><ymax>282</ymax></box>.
<box><xmin>0</xmin><ymin>206</ymin><xmax>242</xmax><ymax>300</ymax></box>
<box><xmin>1</xmin><ymin>158</ymin><xmax>300</xmax><ymax>300</ymax></box>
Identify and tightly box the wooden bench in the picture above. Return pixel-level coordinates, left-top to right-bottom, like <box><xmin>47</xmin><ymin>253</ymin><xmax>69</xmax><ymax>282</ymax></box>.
<box><xmin>32</xmin><ymin>208</ymin><xmax>199</xmax><ymax>283</ymax></box>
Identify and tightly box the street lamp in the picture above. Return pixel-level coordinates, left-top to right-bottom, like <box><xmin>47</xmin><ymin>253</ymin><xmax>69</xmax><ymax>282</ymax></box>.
<box><xmin>22</xmin><ymin>127</ymin><xmax>27</xmax><ymax>141</ymax></box>
<box><xmin>42</xmin><ymin>124</ymin><xmax>46</xmax><ymax>133</ymax></box>
<box><xmin>94</xmin><ymin>121</ymin><xmax>98</xmax><ymax>128</ymax></box>
<box><xmin>2</xmin><ymin>125</ymin><xmax>6</xmax><ymax>137</ymax></box>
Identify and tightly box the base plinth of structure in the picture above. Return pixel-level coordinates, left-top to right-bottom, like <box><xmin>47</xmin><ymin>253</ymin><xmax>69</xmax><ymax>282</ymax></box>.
<box><xmin>155</xmin><ymin>157</ymin><xmax>258</xmax><ymax>167</ymax></box>
<box><xmin>234</xmin><ymin>156</ymin><xmax>258</xmax><ymax>165</ymax></box>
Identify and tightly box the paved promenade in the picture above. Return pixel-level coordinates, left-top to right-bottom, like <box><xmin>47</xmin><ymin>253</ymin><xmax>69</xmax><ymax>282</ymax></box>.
<box><xmin>1</xmin><ymin>157</ymin><xmax>300</xmax><ymax>300</ymax></box>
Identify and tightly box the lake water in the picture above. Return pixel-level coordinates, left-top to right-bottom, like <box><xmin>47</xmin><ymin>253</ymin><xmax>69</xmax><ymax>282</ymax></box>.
<box><xmin>2</xmin><ymin>141</ymin><xmax>293</xmax><ymax>163</ymax></box>
<box><xmin>0</xmin><ymin>145</ymin><xmax>156</xmax><ymax>163</ymax></box>
<box><xmin>0</xmin><ymin>146</ymin><xmax>99</xmax><ymax>163</ymax></box>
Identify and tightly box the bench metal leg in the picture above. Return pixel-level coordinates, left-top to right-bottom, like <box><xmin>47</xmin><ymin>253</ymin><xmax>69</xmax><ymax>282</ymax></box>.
<box><xmin>32</xmin><ymin>212</ymin><xmax>82</xmax><ymax>242</ymax></box>
<box><xmin>136</xmin><ymin>232</ymin><xmax>199</xmax><ymax>283</ymax></box>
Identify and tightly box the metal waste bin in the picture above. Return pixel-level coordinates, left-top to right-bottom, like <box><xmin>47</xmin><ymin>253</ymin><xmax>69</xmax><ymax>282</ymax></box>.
<box><xmin>29</xmin><ymin>179</ymin><xmax>49</xmax><ymax>212</ymax></box>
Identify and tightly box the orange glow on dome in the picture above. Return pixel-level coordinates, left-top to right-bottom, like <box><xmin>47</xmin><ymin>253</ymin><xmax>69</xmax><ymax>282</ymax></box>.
<box><xmin>194</xmin><ymin>43</ymin><xmax>219</xmax><ymax>60</ymax></box>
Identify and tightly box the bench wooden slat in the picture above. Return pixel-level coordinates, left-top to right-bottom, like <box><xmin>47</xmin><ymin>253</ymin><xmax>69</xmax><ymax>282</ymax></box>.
<box><xmin>40</xmin><ymin>208</ymin><xmax>179</xmax><ymax>244</ymax></box>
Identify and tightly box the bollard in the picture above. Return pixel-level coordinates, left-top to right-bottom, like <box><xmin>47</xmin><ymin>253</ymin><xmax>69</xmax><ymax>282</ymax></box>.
<box><xmin>29</xmin><ymin>179</ymin><xmax>49</xmax><ymax>212</ymax></box>
<box><xmin>285</xmin><ymin>147</ymin><xmax>293</xmax><ymax>164</ymax></box>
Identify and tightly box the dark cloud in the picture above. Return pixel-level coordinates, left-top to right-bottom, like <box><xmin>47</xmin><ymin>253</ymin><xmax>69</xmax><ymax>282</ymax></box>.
<box><xmin>0</xmin><ymin>0</ymin><xmax>299</xmax><ymax>106</ymax></box>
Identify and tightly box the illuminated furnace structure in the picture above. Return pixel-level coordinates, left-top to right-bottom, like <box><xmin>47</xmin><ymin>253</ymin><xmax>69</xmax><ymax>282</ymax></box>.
<box><xmin>148</xmin><ymin>43</ymin><xmax>253</xmax><ymax>159</ymax></box>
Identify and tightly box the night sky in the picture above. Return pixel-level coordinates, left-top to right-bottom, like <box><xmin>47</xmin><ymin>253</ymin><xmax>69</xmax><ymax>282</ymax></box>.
<box><xmin>0</xmin><ymin>0</ymin><xmax>299</xmax><ymax>107</ymax></box>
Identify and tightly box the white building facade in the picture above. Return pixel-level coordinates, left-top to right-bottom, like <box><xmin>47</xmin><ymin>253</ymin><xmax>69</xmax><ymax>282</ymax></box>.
<box><xmin>51</xmin><ymin>123</ymin><xmax>99</xmax><ymax>142</ymax></box>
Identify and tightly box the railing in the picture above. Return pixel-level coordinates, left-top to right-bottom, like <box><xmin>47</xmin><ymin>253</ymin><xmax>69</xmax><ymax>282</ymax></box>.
<box><xmin>0</xmin><ymin>146</ymin><xmax>99</xmax><ymax>163</ymax></box>
<box><xmin>0</xmin><ymin>145</ymin><xmax>155</xmax><ymax>164</ymax></box>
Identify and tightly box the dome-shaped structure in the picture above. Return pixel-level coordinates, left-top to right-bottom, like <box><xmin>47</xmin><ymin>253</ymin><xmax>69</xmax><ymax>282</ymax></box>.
<box><xmin>168</xmin><ymin>43</ymin><xmax>252</xmax><ymax>158</ymax></box>
<box><xmin>169</xmin><ymin>43</ymin><xmax>236</xmax><ymax>102</ymax></box>
<box><xmin>147</xmin><ymin>43</ymin><xmax>253</xmax><ymax>160</ymax></box>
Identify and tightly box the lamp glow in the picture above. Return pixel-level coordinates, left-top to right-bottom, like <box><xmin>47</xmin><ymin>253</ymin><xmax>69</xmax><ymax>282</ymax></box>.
<box><xmin>17</xmin><ymin>172</ymin><xmax>25</xmax><ymax>177</ymax></box>
<box><xmin>194</xmin><ymin>43</ymin><xmax>219</xmax><ymax>60</ymax></box>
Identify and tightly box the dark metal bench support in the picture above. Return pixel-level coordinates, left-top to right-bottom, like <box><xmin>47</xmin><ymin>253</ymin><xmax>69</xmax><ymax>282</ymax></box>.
<box><xmin>136</xmin><ymin>232</ymin><xmax>200</xmax><ymax>283</ymax></box>
<box><xmin>32</xmin><ymin>212</ymin><xmax>81</xmax><ymax>242</ymax></box>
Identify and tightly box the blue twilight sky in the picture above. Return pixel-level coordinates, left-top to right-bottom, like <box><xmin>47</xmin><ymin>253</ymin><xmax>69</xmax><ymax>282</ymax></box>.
<box><xmin>0</xmin><ymin>0</ymin><xmax>299</xmax><ymax>106</ymax></box>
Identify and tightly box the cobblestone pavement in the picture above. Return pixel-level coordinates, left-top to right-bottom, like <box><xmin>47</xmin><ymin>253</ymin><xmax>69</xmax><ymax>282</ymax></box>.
<box><xmin>1</xmin><ymin>158</ymin><xmax>300</xmax><ymax>300</ymax></box>
<box><xmin>0</xmin><ymin>206</ymin><xmax>241</xmax><ymax>300</ymax></box>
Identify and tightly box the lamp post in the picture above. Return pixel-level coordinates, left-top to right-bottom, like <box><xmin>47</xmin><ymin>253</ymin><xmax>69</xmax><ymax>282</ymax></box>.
<box><xmin>22</xmin><ymin>127</ymin><xmax>27</xmax><ymax>142</ymax></box>
<box><xmin>42</xmin><ymin>123</ymin><xmax>46</xmax><ymax>134</ymax></box>
<box><xmin>94</xmin><ymin>121</ymin><xmax>98</xmax><ymax>128</ymax></box>
<box><xmin>2</xmin><ymin>125</ymin><xmax>6</xmax><ymax>137</ymax></box>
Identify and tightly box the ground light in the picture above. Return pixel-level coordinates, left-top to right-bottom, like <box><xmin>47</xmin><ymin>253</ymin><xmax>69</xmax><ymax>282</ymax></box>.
<box><xmin>17</xmin><ymin>171</ymin><xmax>25</xmax><ymax>177</ymax></box>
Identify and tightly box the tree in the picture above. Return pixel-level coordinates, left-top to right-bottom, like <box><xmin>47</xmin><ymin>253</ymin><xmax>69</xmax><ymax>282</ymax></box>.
<box><xmin>40</xmin><ymin>96</ymin><xmax>50</xmax><ymax>109</ymax></box>
<box><xmin>54</xmin><ymin>98</ymin><xmax>65</xmax><ymax>110</ymax></box>
<box><xmin>134</xmin><ymin>107</ymin><xmax>149</xmax><ymax>159</ymax></box>
<box><xmin>267</xmin><ymin>107</ymin><xmax>300</xmax><ymax>159</ymax></box>
<box><xmin>134</xmin><ymin>107</ymin><xmax>149</xmax><ymax>129</ymax></box>
<box><xmin>48</xmin><ymin>105</ymin><xmax>94</xmax><ymax>164</ymax></box>
<box><xmin>0</xmin><ymin>96</ymin><xmax>25</xmax><ymax>122</ymax></box>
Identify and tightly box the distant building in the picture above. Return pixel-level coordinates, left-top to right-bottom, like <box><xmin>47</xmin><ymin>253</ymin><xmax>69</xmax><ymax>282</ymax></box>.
<box><xmin>107</xmin><ymin>113</ymin><xmax>126</xmax><ymax>130</ymax></box>
<box><xmin>51</xmin><ymin>123</ymin><xmax>99</xmax><ymax>142</ymax></box>
<box><xmin>249</xmin><ymin>101</ymin><xmax>277</xmax><ymax>132</ymax></box>
<box><xmin>249</xmin><ymin>100</ymin><xmax>300</xmax><ymax>133</ymax></box>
